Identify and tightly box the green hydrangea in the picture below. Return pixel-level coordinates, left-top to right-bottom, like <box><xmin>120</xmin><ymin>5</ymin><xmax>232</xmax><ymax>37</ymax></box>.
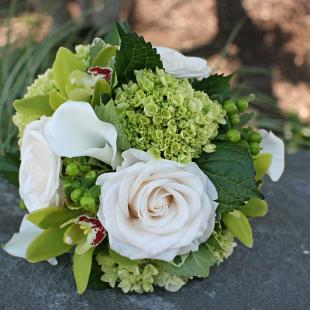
<box><xmin>12</xmin><ymin>112</ymin><xmax>38</xmax><ymax>140</ymax></box>
<box><xmin>114</xmin><ymin>68</ymin><xmax>226</xmax><ymax>163</ymax></box>
<box><xmin>75</xmin><ymin>44</ymin><xmax>91</xmax><ymax>66</ymax></box>
<box><xmin>24</xmin><ymin>68</ymin><xmax>56</xmax><ymax>98</ymax></box>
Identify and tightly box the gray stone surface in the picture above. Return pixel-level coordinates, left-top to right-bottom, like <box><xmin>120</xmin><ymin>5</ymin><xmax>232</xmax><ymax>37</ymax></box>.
<box><xmin>1</xmin><ymin>152</ymin><xmax>310</xmax><ymax>310</ymax></box>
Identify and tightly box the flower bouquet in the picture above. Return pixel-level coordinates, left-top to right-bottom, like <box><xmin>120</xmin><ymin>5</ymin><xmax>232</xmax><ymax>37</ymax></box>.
<box><xmin>3</xmin><ymin>23</ymin><xmax>285</xmax><ymax>294</ymax></box>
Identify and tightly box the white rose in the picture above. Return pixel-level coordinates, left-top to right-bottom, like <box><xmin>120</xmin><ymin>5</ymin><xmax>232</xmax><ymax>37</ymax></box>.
<box><xmin>156</xmin><ymin>46</ymin><xmax>212</xmax><ymax>79</ymax></box>
<box><xmin>19</xmin><ymin>117</ymin><xmax>61</xmax><ymax>212</ymax></box>
<box><xmin>97</xmin><ymin>149</ymin><xmax>218</xmax><ymax>262</ymax></box>
<box><xmin>259</xmin><ymin>129</ymin><xmax>285</xmax><ymax>182</ymax></box>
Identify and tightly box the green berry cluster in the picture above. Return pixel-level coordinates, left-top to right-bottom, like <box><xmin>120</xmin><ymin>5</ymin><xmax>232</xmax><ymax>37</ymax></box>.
<box><xmin>62</xmin><ymin>157</ymin><xmax>111</xmax><ymax>213</ymax></box>
<box><xmin>222</xmin><ymin>97</ymin><xmax>262</xmax><ymax>155</ymax></box>
<box><xmin>114</xmin><ymin>68</ymin><xmax>226</xmax><ymax>163</ymax></box>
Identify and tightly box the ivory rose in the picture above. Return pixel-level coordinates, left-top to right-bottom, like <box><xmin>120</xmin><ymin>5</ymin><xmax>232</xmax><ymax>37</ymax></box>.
<box><xmin>156</xmin><ymin>46</ymin><xmax>212</xmax><ymax>79</ymax></box>
<box><xmin>97</xmin><ymin>149</ymin><xmax>218</xmax><ymax>262</ymax></box>
<box><xmin>19</xmin><ymin>117</ymin><xmax>61</xmax><ymax>212</ymax></box>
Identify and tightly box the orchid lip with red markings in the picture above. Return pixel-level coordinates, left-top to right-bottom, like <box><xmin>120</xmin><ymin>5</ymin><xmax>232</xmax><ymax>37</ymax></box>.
<box><xmin>77</xmin><ymin>215</ymin><xmax>106</xmax><ymax>246</ymax></box>
<box><xmin>87</xmin><ymin>66</ymin><xmax>112</xmax><ymax>80</ymax></box>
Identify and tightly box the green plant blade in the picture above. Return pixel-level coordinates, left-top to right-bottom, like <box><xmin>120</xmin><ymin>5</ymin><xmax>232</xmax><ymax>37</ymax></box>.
<box><xmin>27</xmin><ymin>206</ymin><xmax>84</xmax><ymax>229</ymax></box>
<box><xmin>13</xmin><ymin>95</ymin><xmax>53</xmax><ymax>116</ymax></box>
<box><xmin>52</xmin><ymin>47</ymin><xmax>86</xmax><ymax>95</ymax></box>
<box><xmin>91</xmin><ymin>45</ymin><xmax>118</xmax><ymax>67</ymax></box>
<box><xmin>26</xmin><ymin>227</ymin><xmax>72</xmax><ymax>263</ymax></box>
<box><xmin>240</xmin><ymin>198</ymin><xmax>268</xmax><ymax>217</ymax></box>
<box><xmin>254</xmin><ymin>153</ymin><xmax>272</xmax><ymax>181</ymax></box>
<box><xmin>222</xmin><ymin>210</ymin><xmax>253</xmax><ymax>248</ymax></box>
<box><xmin>0</xmin><ymin>154</ymin><xmax>19</xmax><ymax>186</ymax></box>
<box><xmin>73</xmin><ymin>247</ymin><xmax>94</xmax><ymax>294</ymax></box>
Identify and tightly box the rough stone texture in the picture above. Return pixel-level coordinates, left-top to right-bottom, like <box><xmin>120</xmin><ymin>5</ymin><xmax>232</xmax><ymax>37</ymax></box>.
<box><xmin>1</xmin><ymin>152</ymin><xmax>310</xmax><ymax>310</ymax></box>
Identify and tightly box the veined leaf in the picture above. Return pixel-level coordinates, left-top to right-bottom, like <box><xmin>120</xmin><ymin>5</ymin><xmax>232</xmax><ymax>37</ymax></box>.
<box><xmin>13</xmin><ymin>95</ymin><xmax>53</xmax><ymax>116</ymax></box>
<box><xmin>52</xmin><ymin>47</ymin><xmax>86</xmax><ymax>95</ymax></box>
<box><xmin>73</xmin><ymin>247</ymin><xmax>94</xmax><ymax>294</ymax></box>
<box><xmin>104</xmin><ymin>22</ymin><xmax>130</xmax><ymax>45</ymax></box>
<box><xmin>240</xmin><ymin>197</ymin><xmax>268</xmax><ymax>217</ymax></box>
<box><xmin>196</xmin><ymin>142</ymin><xmax>262</xmax><ymax>214</ymax></box>
<box><xmin>254</xmin><ymin>153</ymin><xmax>272</xmax><ymax>181</ymax></box>
<box><xmin>49</xmin><ymin>89</ymin><xmax>67</xmax><ymax>110</ymax></box>
<box><xmin>91</xmin><ymin>45</ymin><xmax>118</xmax><ymax>67</ymax></box>
<box><xmin>27</xmin><ymin>206</ymin><xmax>84</xmax><ymax>229</ymax></box>
<box><xmin>114</xmin><ymin>23</ymin><xmax>163</xmax><ymax>86</ymax></box>
<box><xmin>26</xmin><ymin>226</ymin><xmax>72</xmax><ymax>262</ymax></box>
<box><xmin>0</xmin><ymin>154</ymin><xmax>19</xmax><ymax>186</ymax></box>
<box><xmin>158</xmin><ymin>243</ymin><xmax>217</xmax><ymax>277</ymax></box>
<box><xmin>222</xmin><ymin>210</ymin><xmax>253</xmax><ymax>248</ymax></box>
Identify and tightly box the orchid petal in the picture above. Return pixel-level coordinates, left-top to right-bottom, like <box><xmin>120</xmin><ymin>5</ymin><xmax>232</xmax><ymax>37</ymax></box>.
<box><xmin>259</xmin><ymin>129</ymin><xmax>285</xmax><ymax>182</ymax></box>
<box><xmin>3</xmin><ymin>215</ymin><xmax>57</xmax><ymax>265</ymax></box>
<box><xmin>44</xmin><ymin>101</ymin><xmax>121</xmax><ymax>169</ymax></box>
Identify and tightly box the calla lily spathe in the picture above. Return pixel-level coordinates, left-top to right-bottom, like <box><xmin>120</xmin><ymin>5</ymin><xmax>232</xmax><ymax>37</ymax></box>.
<box><xmin>44</xmin><ymin>101</ymin><xmax>121</xmax><ymax>169</ymax></box>
<box><xmin>259</xmin><ymin>129</ymin><xmax>285</xmax><ymax>182</ymax></box>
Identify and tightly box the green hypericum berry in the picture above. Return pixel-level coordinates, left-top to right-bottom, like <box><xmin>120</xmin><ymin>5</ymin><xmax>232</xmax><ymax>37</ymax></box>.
<box><xmin>80</xmin><ymin>196</ymin><xmax>96</xmax><ymax>210</ymax></box>
<box><xmin>226</xmin><ymin>129</ymin><xmax>241</xmax><ymax>143</ymax></box>
<box><xmin>250</xmin><ymin>142</ymin><xmax>261</xmax><ymax>155</ymax></box>
<box><xmin>84</xmin><ymin>170</ymin><xmax>97</xmax><ymax>180</ymax></box>
<box><xmin>249</xmin><ymin>132</ymin><xmax>262</xmax><ymax>143</ymax></box>
<box><xmin>236</xmin><ymin>98</ymin><xmax>249</xmax><ymax>112</ymax></box>
<box><xmin>230</xmin><ymin>114</ymin><xmax>240</xmax><ymax>126</ymax></box>
<box><xmin>223</xmin><ymin>100</ymin><xmax>237</xmax><ymax>115</ymax></box>
<box><xmin>70</xmin><ymin>188</ymin><xmax>82</xmax><ymax>201</ymax></box>
<box><xmin>66</xmin><ymin>163</ymin><xmax>80</xmax><ymax>177</ymax></box>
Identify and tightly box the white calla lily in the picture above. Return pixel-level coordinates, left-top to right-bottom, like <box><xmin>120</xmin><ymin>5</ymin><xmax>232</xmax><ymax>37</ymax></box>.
<box><xmin>3</xmin><ymin>215</ymin><xmax>57</xmax><ymax>265</ymax></box>
<box><xmin>259</xmin><ymin>129</ymin><xmax>285</xmax><ymax>182</ymax></box>
<box><xmin>44</xmin><ymin>101</ymin><xmax>121</xmax><ymax>169</ymax></box>
<box><xmin>156</xmin><ymin>46</ymin><xmax>212</xmax><ymax>79</ymax></box>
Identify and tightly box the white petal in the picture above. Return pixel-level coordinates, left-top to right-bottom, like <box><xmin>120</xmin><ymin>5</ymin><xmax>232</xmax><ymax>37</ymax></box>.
<box><xmin>3</xmin><ymin>215</ymin><xmax>58</xmax><ymax>265</ymax></box>
<box><xmin>259</xmin><ymin>129</ymin><xmax>285</xmax><ymax>182</ymax></box>
<box><xmin>44</xmin><ymin>101</ymin><xmax>120</xmax><ymax>169</ymax></box>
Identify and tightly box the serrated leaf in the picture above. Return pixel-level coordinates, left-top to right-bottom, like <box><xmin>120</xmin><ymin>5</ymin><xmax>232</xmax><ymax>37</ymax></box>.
<box><xmin>222</xmin><ymin>210</ymin><xmax>253</xmax><ymax>248</ymax></box>
<box><xmin>159</xmin><ymin>243</ymin><xmax>217</xmax><ymax>277</ymax></box>
<box><xmin>254</xmin><ymin>153</ymin><xmax>272</xmax><ymax>181</ymax></box>
<box><xmin>196</xmin><ymin>142</ymin><xmax>262</xmax><ymax>214</ymax></box>
<box><xmin>26</xmin><ymin>226</ymin><xmax>72</xmax><ymax>262</ymax></box>
<box><xmin>13</xmin><ymin>95</ymin><xmax>53</xmax><ymax>116</ymax></box>
<box><xmin>96</xmin><ymin>101</ymin><xmax>130</xmax><ymax>150</ymax></box>
<box><xmin>91</xmin><ymin>45</ymin><xmax>118</xmax><ymax>67</ymax></box>
<box><xmin>240</xmin><ymin>197</ymin><xmax>268</xmax><ymax>217</ymax></box>
<box><xmin>0</xmin><ymin>154</ymin><xmax>19</xmax><ymax>186</ymax></box>
<box><xmin>114</xmin><ymin>23</ymin><xmax>163</xmax><ymax>85</ymax></box>
<box><xmin>52</xmin><ymin>47</ymin><xmax>86</xmax><ymax>95</ymax></box>
<box><xmin>27</xmin><ymin>206</ymin><xmax>84</xmax><ymax>229</ymax></box>
<box><xmin>73</xmin><ymin>247</ymin><xmax>94</xmax><ymax>294</ymax></box>
<box><xmin>192</xmin><ymin>74</ymin><xmax>232</xmax><ymax>101</ymax></box>
<box><xmin>104</xmin><ymin>22</ymin><xmax>130</xmax><ymax>45</ymax></box>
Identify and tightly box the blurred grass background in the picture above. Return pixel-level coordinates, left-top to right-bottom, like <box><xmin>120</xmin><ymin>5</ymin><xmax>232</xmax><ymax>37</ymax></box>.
<box><xmin>0</xmin><ymin>0</ymin><xmax>309</xmax><ymax>156</ymax></box>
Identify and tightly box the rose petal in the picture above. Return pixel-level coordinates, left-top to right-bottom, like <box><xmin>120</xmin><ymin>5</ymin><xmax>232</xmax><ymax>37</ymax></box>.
<box><xmin>259</xmin><ymin>129</ymin><xmax>285</xmax><ymax>182</ymax></box>
<box><xmin>44</xmin><ymin>101</ymin><xmax>121</xmax><ymax>169</ymax></box>
<box><xmin>3</xmin><ymin>215</ymin><xmax>57</xmax><ymax>265</ymax></box>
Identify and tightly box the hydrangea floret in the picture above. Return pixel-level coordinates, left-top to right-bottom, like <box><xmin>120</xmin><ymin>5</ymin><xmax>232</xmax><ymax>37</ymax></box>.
<box><xmin>114</xmin><ymin>68</ymin><xmax>226</xmax><ymax>163</ymax></box>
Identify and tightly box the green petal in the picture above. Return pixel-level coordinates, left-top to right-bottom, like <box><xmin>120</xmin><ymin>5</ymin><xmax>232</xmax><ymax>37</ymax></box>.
<box><xmin>240</xmin><ymin>198</ymin><xmax>268</xmax><ymax>217</ymax></box>
<box><xmin>26</xmin><ymin>226</ymin><xmax>72</xmax><ymax>262</ymax></box>
<box><xmin>92</xmin><ymin>79</ymin><xmax>111</xmax><ymax>106</ymax></box>
<box><xmin>63</xmin><ymin>224</ymin><xmax>84</xmax><ymax>245</ymax></box>
<box><xmin>222</xmin><ymin>210</ymin><xmax>253</xmax><ymax>248</ymax></box>
<box><xmin>254</xmin><ymin>153</ymin><xmax>272</xmax><ymax>181</ymax></box>
<box><xmin>49</xmin><ymin>89</ymin><xmax>67</xmax><ymax>110</ymax></box>
<box><xmin>27</xmin><ymin>206</ymin><xmax>84</xmax><ymax>229</ymax></box>
<box><xmin>73</xmin><ymin>247</ymin><xmax>94</xmax><ymax>294</ymax></box>
<box><xmin>91</xmin><ymin>45</ymin><xmax>118</xmax><ymax>67</ymax></box>
<box><xmin>13</xmin><ymin>95</ymin><xmax>53</xmax><ymax>116</ymax></box>
<box><xmin>52</xmin><ymin>47</ymin><xmax>86</xmax><ymax>95</ymax></box>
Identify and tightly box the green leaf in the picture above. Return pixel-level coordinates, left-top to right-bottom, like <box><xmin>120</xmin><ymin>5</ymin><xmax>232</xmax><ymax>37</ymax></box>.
<box><xmin>27</xmin><ymin>206</ymin><xmax>84</xmax><ymax>229</ymax></box>
<box><xmin>196</xmin><ymin>142</ymin><xmax>262</xmax><ymax>214</ymax></box>
<box><xmin>104</xmin><ymin>22</ymin><xmax>130</xmax><ymax>45</ymax></box>
<box><xmin>96</xmin><ymin>101</ymin><xmax>130</xmax><ymax>150</ymax></box>
<box><xmin>13</xmin><ymin>95</ymin><xmax>53</xmax><ymax>116</ymax></box>
<box><xmin>109</xmin><ymin>249</ymin><xmax>140</xmax><ymax>267</ymax></box>
<box><xmin>192</xmin><ymin>74</ymin><xmax>232</xmax><ymax>101</ymax></box>
<box><xmin>52</xmin><ymin>47</ymin><xmax>86</xmax><ymax>95</ymax></box>
<box><xmin>26</xmin><ymin>226</ymin><xmax>72</xmax><ymax>262</ymax></box>
<box><xmin>92</xmin><ymin>80</ymin><xmax>111</xmax><ymax>106</ymax></box>
<box><xmin>114</xmin><ymin>23</ymin><xmax>163</xmax><ymax>85</ymax></box>
<box><xmin>87</xmin><ymin>254</ymin><xmax>110</xmax><ymax>289</ymax></box>
<box><xmin>0</xmin><ymin>154</ymin><xmax>19</xmax><ymax>186</ymax></box>
<box><xmin>73</xmin><ymin>247</ymin><xmax>94</xmax><ymax>294</ymax></box>
<box><xmin>240</xmin><ymin>197</ymin><xmax>268</xmax><ymax>217</ymax></box>
<box><xmin>254</xmin><ymin>153</ymin><xmax>272</xmax><ymax>181</ymax></box>
<box><xmin>49</xmin><ymin>89</ymin><xmax>67</xmax><ymax>110</ymax></box>
<box><xmin>91</xmin><ymin>45</ymin><xmax>118</xmax><ymax>67</ymax></box>
<box><xmin>238</xmin><ymin>112</ymin><xmax>255</xmax><ymax>128</ymax></box>
<box><xmin>89</xmin><ymin>38</ymin><xmax>106</xmax><ymax>64</ymax></box>
<box><xmin>222</xmin><ymin>210</ymin><xmax>253</xmax><ymax>248</ymax></box>
<box><xmin>159</xmin><ymin>243</ymin><xmax>217</xmax><ymax>277</ymax></box>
